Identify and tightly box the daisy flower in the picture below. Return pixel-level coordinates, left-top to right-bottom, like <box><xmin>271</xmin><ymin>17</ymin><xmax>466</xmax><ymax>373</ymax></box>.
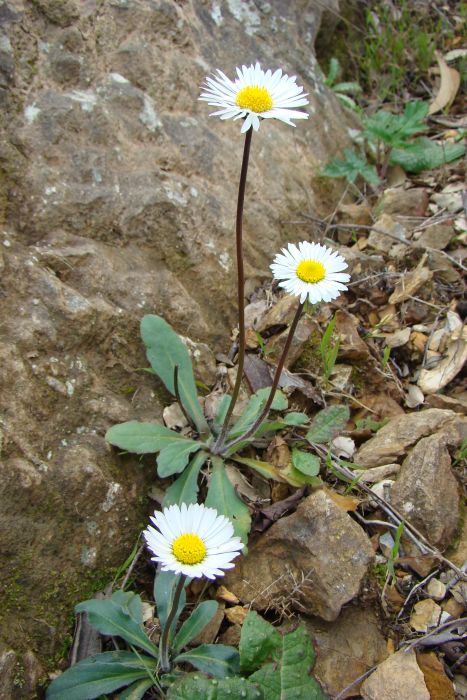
<box><xmin>270</xmin><ymin>241</ymin><xmax>350</xmax><ymax>304</ymax></box>
<box><xmin>143</xmin><ymin>503</ymin><xmax>244</xmax><ymax>579</ymax></box>
<box><xmin>199</xmin><ymin>62</ymin><xmax>309</xmax><ymax>133</ymax></box>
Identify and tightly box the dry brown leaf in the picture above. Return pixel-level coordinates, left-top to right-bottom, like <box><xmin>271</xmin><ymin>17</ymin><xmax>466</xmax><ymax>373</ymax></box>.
<box><xmin>325</xmin><ymin>488</ymin><xmax>359</xmax><ymax>512</ymax></box>
<box><xmin>216</xmin><ymin>585</ymin><xmax>240</xmax><ymax>605</ymax></box>
<box><xmin>225</xmin><ymin>463</ymin><xmax>260</xmax><ymax>502</ymax></box>
<box><xmin>266</xmin><ymin>435</ymin><xmax>291</xmax><ymax>468</ymax></box>
<box><xmin>429</xmin><ymin>51</ymin><xmax>461</xmax><ymax>115</ymax></box>
<box><xmin>418</xmin><ymin>328</ymin><xmax>467</xmax><ymax>394</ymax></box>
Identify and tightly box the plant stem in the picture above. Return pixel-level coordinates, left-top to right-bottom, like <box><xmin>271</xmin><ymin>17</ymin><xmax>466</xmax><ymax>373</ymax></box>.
<box><xmin>159</xmin><ymin>574</ymin><xmax>187</xmax><ymax>673</ymax></box>
<box><xmin>213</xmin><ymin>126</ymin><xmax>253</xmax><ymax>453</ymax></box>
<box><xmin>221</xmin><ymin>300</ymin><xmax>304</xmax><ymax>454</ymax></box>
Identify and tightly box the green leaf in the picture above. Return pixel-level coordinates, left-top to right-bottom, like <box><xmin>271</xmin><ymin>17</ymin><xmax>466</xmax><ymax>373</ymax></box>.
<box><xmin>283</xmin><ymin>412</ymin><xmax>309</xmax><ymax>426</ymax></box>
<box><xmin>154</xmin><ymin>571</ymin><xmax>186</xmax><ymax>637</ymax></box>
<box><xmin>324</xmin><ymin>57</ymin><xmax>340</xmax><ymax>87</ymax></box>
<box><xmin>239</xmin><ymin>611</ymin><xmax>282</xmax><ymax>674</ymax></box>
<box><xmin>306</xmin><ymin>406</ymin><xmax>350</xmax><ymax>444</ymax></box>
<box><xmin>228</xmin><ymin>389</ymin><xmax>288</xmax><ymax>440</ymax></box>
<box><xmin>390</xmin><ymin>137</ymin><xmax>465</xmax><ymax>173</ymax></box>
<box><xmin>46</xmin><ymin>651</ymin><xmax>157</xmax><ymax>700</ymax></box>
<box><xmin>333</xmin><ymin>81</ymin><xmax>362</xmax><ymax>95</ymax></box>
<box><xmin>336</xmin><ymin>94</ymin><xmax>358</xmax><ymax>111</ymax></box>
<box><xmin>106</xmin><ymin>421</ymin><xmax>185</xmax><ymax>454</ymax></box>
<box><xmin>206</xmin><ymin>456</ymin><xmax>251</xmax><ymax>543</ymax></box>
<box><xmin>173</xmin><ymin>601</ymin><xmax>219</xmax><ymax>654</ymax></box>
<box><xmin>117</xmin><ymin>678</ymin><xmax>154</xmax><ymax>700</ymax></box>
<box><xmin>175</xmin><ymin>645</ymin><xmax>240</xmax><ymax>678</ymax></box>
<box><xmin>322</xmin><ymin>149</ymin><xmax>379</xmax><ymax>185</ymax></box>
<box><xmin>140</xmin><ymin>315</ymin><xmax>209</xmax><ymax>435</ymax></box>
<box><xmin>291</xmin><ymin>448</ymin><xmax>321</xmax><ymax>477</ymax></box>
<box><xmin>249</xmin><ymin>625</ymin><xmax>327</xmax><ymax>700</ymax></box>
<box><xmin>164</xmin><ymin>450</ymin><xmax>208</xmax><ymax>506</ymax></box>
<box><xmin>363</xmin><ymin>101</ymin><xmax>429</xmax><ymax>147</ymax></box>
<box><xmin>75</xmin><ymin>592</ymin><xmax>158</xmax><ymax>659</ymax></box>
<box><xmin>231</xmin><ymin>455</ymin><xmax>287</xmax><ymax>483</ymax></box>
<box><xmin>157</xmin><ymin>439</ymin><xmax>202</xmax><ymax>478</ymax></box>
<box><xmin>166</xmin><ymin>673</ymin><xmax>264</xmax><ymax>700</ymax></box>
<box><xmin>279</xmin><ymin>463</ymin><xmax>323</xmax><ymax>488</ymax></box>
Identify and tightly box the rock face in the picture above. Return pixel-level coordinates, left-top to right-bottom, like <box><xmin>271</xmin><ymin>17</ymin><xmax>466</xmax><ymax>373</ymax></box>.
<box><xmin>225</xmin><ymin>490</ymin><xmax>374</xmax><ymax>620</ymax></box>
<box><xmin>0</xmin><ymin>0</ymin><xmax>353</xmax><ymax>683</ymax></box>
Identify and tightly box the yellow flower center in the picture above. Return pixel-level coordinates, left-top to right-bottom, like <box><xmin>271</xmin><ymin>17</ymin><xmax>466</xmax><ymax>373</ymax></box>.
<box><xmin>296</xmin><ymin>259</ymin><xmax>326</xmax><ymax>284</ymax></box>
<box><xmin>172</xmin><ymin>533</ymin><xmax>207</xmax><ymax>565</ymax></box>
<box><xmin>236</xmin><ymin>85</ymin><xmax>273</xmax><ymax>113</ymax></box>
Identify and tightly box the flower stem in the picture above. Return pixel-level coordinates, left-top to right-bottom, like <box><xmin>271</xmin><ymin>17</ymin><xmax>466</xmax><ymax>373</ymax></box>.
<box><xmin>221</xmin><ymin>300</ymin><xmax>304</xmax><ymax>455</ymax></box>
<box><xmin>213</xmin><ymin>126</ymin><xmax>253</xmax><ymax>453</ymax></box>
<box><xmin>159</xmin><ymin>574</ymin><xmax>187</xmax><ymax>673</ymax></box>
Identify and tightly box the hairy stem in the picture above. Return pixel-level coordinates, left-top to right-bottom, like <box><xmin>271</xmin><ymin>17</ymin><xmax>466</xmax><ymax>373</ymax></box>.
<box><xmin>221</xmin><ymin>300</ymin><xmax>304</xmax><ymax>454</ymax></box>
<box><xmin>159</xmin><ymin>574</ymin><xmax>187</xmax><ymax>673</ymax></box>
<box><xmin>213</xmin><ymin>126</ymin><xmax>253</xmax><ymax>452</ymax></box>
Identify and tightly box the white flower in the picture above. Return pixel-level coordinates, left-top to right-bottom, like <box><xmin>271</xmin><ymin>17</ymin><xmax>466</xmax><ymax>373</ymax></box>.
<box><xmin>270</xmin><ymin>241</ymin><xmax>350</xmax><ymax>304</ymax></box>
<box><xmin>199</xmin><ymin>62</ymin><xmax>308</xmax><ymax>133</ymax></box>
<box><xmin>143</xmin><ymin>503</ymin><xmax>244</xmax><ymax>579</ymax></box>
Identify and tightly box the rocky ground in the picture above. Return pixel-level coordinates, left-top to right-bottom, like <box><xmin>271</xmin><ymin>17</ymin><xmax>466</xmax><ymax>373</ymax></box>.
<box><xmin>0</xmin><ymin>0</ymin><xmax>466</xmax><ymax>698</ymax></box>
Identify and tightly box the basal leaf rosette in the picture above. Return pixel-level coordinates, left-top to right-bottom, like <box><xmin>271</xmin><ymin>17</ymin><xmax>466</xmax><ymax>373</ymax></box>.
<box><xmin>200</xmin><ymin>62</ymin><xmax>309</xmax><ymax>133</ymax></box>
<box><xmin>143</xmin><ymin>503</ymin><xmax>244</xmax><ymax>579</ymax></box>
<box><xmin>271</xmin><ymin>241</ymin><xmax>350</xmax><ymax>304</ymax></box>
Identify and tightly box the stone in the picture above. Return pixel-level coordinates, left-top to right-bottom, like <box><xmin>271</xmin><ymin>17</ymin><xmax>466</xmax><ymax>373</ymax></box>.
<box><xmin>410</xmin><ymin>598</ymin><xmax>443</xmax><ymax>632</ymax></box>
<box><xmin>267</xmin><ymin>316</ymin><xmax>319</xmax><ymax>368</ymax></box>
<box><xmin>426</xmin><ymin>579</ymin><xmax>447</xmax><ymax>602</ymax></box>
<box><xmin>354</xmin><ymin>409</ymin><xmax>457</xmax><ymax>467</ymax></box>
<box><xmin>360</xmin><ymin>649</ymin><xmax>430</xmax><ymax>700</ymax></box>
<box><xmin>180</xmin><ymin>336</ymin><xmax>217</xmax><ymax>387</ymax></box>
<box><xmin>225</xmin><ymin>490</ymin><xmax>374</xmax><ymax>621</ymax></box>
<box><xmin>390</xmin><ymin>432</ymin><xmax>460</xmax><ymax>549</ymax></box>
<box><xmin>304</xmin><ymin>607</ymin><xmax>388</xmax><ymax>698</ymax></box>
<box><xmin>353</xmin><ymin>464</ymin><xmax>400</xmax><ymax>483</ymax></box>
<box><xmin>257</xmin><ymin>294</ymin><xmax>297</xmax><ymax>332</ymax></box>
<box><xmin>389</xmin><ymin>264</ymin><xmax>433</xmax><ymax>305</ymax></box>
<box><xmin>334</xmin><ymin>310</ymin><xmax>370</xmax><ymax>361</ymax></box>
<box><xmin>367</xmin><ymin>214</ymin><xmax>406</xmax><ymax>253</ymax></box>
<box><xmin>378</xmin><ymin>188</ymin><xmax>430</xmax><ymax>218</ymax></box>
<box><xmin>415</xmin><ymin>222</ymin><xmax>455</xmax><ymax>250</ymax></box>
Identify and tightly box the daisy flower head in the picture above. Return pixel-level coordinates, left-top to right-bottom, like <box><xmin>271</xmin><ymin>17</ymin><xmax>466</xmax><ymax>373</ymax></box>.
<box><xmin>143</xmin><ymin>503</ymin><xmax>244</xmax><ymax>579</ymax></box>
<box><xmin>270</xmin><ymin>241</ymin><xmax>350</xmax><ymax>305</ymax></box>
<box><xmin>199</xmin><ymin>62</ymin><xmax>309</xmax><ymax>133</ymax></box>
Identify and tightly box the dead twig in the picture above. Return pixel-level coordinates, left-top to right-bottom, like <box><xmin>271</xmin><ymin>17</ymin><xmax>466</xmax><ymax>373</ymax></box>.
<box><xmin>402</xmin><ymin>617</ymin><xmax>467</xmax><ymax>651</ymax></box>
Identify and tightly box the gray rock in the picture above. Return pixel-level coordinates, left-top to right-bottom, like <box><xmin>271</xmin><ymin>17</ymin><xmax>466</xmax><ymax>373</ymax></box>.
<box><xmin>391</xmin><ymin>431</ymin><xmax>460</xmax><ymax>549</ymax></box>
<box><xmin>354</xmin><ymin>409</ymin><xmax>457</xmax><ymax>467</ymax></box>
<box><xmin>0</xmin><ymin>0</ymin><xmax>355</xmax><ymax>680</ymax></box>
<box><xmin>225</xmin><ymin>490</ymin><xmax>374</xmax><ymax>621</ymax></box>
